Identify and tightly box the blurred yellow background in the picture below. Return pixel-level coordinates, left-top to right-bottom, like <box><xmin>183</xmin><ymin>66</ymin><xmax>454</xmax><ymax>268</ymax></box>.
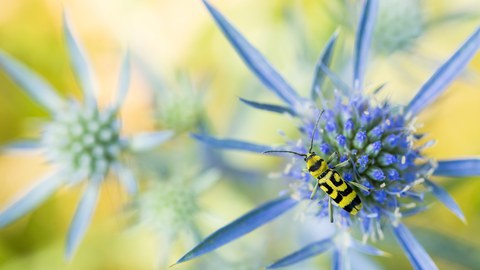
<box><xmin>1</xmin><ymin>0</ymin><xmax>480</xmax><ymax>269</ymax></box>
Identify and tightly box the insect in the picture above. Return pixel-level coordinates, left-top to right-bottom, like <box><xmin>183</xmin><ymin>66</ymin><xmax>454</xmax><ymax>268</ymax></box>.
<box><xmin>264</xmin><ymin>112</ymin><xmax>362</xmax><ymax>221</ymax></box>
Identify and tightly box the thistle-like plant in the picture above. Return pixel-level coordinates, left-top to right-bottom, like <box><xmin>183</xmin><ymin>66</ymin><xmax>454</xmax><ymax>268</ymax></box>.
<box><xmin>173</xmin><ymin>1</ymin><xmax>480</xmax><ymax>269</ymax></box>
<box><xmin>0</xmin><ymin>13</ymin><xmax>173</xmax><ymax>259</ymax></box>
<box><xmin>135</xmin><ymin>57</ymin><xmax>207</xmax><ymax>134</ymax></box>
<box><xmin>133</xmin><ymin>165</ymin><xmax>220</xmax><ymax>268</ymax></box>
<box><xmin>372</xmin><ymin>0</ymin><xmax>424</xmax><ymax>55</ymax></box>
<box><xmin>372</xmin><ymin>0</ymin><xmax>480</xmax><ymax>56</ymax></box>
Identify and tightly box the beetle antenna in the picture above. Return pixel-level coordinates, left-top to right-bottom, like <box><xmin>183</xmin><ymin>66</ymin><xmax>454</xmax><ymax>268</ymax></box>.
<box><xmin>309</xmin><ymin>110</ymin><xmax>325</xmax><ymax>153</ymax></box>
<box><xmin>263</xmin><ymin>150</ymin><xmax>306</xmax><ymax>157</ymax></box>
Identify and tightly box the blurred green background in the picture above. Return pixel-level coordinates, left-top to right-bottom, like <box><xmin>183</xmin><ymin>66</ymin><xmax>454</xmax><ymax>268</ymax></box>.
<box><xmin>1</xmin><ymin>0</ymin><xmax>480</xmax><ymax>269</ymax></box>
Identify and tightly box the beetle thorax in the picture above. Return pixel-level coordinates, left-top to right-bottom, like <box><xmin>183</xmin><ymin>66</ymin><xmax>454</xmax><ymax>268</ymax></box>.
<box><xmin>306</xmin><ymin>153</ymin><xmax>327</xmax><ymax>178</ymax></box>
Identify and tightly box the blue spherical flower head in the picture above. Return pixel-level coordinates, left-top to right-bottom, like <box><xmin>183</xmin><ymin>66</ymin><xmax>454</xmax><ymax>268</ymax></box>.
<box><xmin>177</xmin><ymin>1</ymin><xmax>480</xmax><ymax>269</ymax></box>
<box><xmin>0</xmin><ymin>12</ymin><xmax>174</xmax><ymax>260</ymax></box>
<box><xmin>291</xmin><ymin>92</ymin><xmax>433</xmax><ymax>240</ymax></box>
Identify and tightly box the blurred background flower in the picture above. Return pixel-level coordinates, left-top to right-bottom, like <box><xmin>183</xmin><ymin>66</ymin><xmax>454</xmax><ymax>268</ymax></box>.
<box><xmin>0</xmin><ymin>0</ymin><xmax>480</xmax><ymax>269</ymax></box>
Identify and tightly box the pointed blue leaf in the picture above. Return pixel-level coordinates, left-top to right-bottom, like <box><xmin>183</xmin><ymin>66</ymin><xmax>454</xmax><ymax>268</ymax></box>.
<box><xmin>113</xmin><ymin>163</ymin><xmax>137</xmax><ymax>195</ymax></box>
<box><xmin>425</xmin><ymin>180</ymin><xmax>465</xmax><ymax>223</ymax></box>
<box><xmin>63</xmin><ymin>11</ymin><xmax>97</xmax><ymax>106</ymax></box>
<box><xmin>128</xmin><ymin>130</ymin><xmax>174</xmax><ymax>152</ymax></box>
<box><xmin>239</xmin><ymin>97</ymin><xmax>295</xmax><ymax>115</ymax></box>
<box><xmin>0</xmin><ymin>173</ymin><xmax>63</xmax><ymax>227</ymax></box>
<box><xmin>113</xmin><ymin>51</ymin><xmax>131</xmax><ymax>110</ymax></box>
<box><xmin>392</xmin><ymin>223</ymin><xmax>438</xmax><ymax>270</ymax></box>
<box><xmin>202</xmin><ymin>0</ymin><xmax>301</xmax><ymax>107</ymax></box>
<box><xmin>191</xmin><ymin>133</ymin><xmax>273</xmax><ymax>153</ymax></box>
<box><xmin>332</xmin><ymin>246</ymin><xmax>348</xmax><ymax>270</ymax></box>
<box><xmin>175</xmin><ymin>196</ymin><xmax>298</xmax><ymax>264</ymax></box>
<box><xmin>319</xmin><ymin>63</ymin><xmax>352</xmax><ymax>96</ymax></box>
<box><xmin>311</xmin><ymin>30</ymin><xmax>339</xmax><ymax>100</ymax></box>
<box><xmin>351</xmin><ymin>240</ymin><xmax>389</xmax><ymax>257</ymax></box>
<box><xmin>401</xmin><ymin>205</ymin><xmax>430</xmax><ymax>217</ymax></box>
<box><xmin>408</xmin><ymin>228</ymin><xmax>480</xmax><ymax>268</ymax></box>
<box><xmin>434</xmin><ymin>158</ymin><xmax>480</xmax><ymax>177</ymax></box>
<box><xmin>0</xmin><ymin>50</ymin><xmax>64</xmax><ymax>113</ymax></box>
<box><xmin>354</xmin><ymin>0</ymin><xmax>378</xmax><ymax>90</ymax></box>
<box><xmin>406</xmin><ymin>27</ymin><xmax>480</xmax><ymax>116</ymax></box>
<box><xmin>266</xmin><ymin>238</ymin><xmax>333</xmax><ymax>269</ymax></box>
<box><xmin>65</xmin><ymin>178</ymin><xmax>101</xmax><ymax>260</ymax></box>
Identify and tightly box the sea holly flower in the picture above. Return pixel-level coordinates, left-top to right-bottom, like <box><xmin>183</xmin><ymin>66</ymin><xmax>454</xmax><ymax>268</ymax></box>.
<box><xmin>135</xmin><ymin>57</ymin><xmax>206</xmax><ymax>134</ymax></box>
<box><xmin>174</xmin><ymin>0</ymin><xmax>480</xmax><ymax>269</ymax></box>
<box><xmin>133</xmin><ymin>166</ymin><xmax>220</xmax><ymax>269</ymax></box>
<box><xmin>0</xmin><ymin>13</ymin><xmax>173</xmax><ymax>259</ymax></box>
<box><xmin>372</xmin><ymin>0</ymin><xmax>424</xmax><ymax>55</ymax></box>
<box><xmin>372</xmin><ymin>0</ymin><xmax>480</xmax><ymax>56</ymax></box>
<box><xmin>154</xmin><ymin>74</ymin><xmax>207</xmax><ymax>134</ymax></box>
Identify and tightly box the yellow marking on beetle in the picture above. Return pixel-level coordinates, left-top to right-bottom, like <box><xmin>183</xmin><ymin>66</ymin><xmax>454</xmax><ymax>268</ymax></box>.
<box><xmin>306</xmin><ymin>152</ymin><xmax>362</xmax><ymax>215</ymax></box>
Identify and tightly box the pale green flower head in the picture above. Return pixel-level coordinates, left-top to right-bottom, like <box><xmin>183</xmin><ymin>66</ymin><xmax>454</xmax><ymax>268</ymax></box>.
<box><xmin>136</xmin><ymin>168</ymin><xmax>220</xmax><ymax>237</ymax></box>
<box><xmin>133</xmin><ymin>166</ymin><xmax>220</xmax><ymax>269</ymax></box>
<box><xmin>138</xmin><ymin>180</ymin><xmax>199</xmax><ymax>234</ymax></box>
<box><xmin>136</xmin><ymin>59</ymin><xmax>206</xmax><ymax>133</ymax></box>
<box><xmin>157</xmin><ymin>85</ymin><xmax>204</xmax><ymax>133</ymax></box>
<box><xmin>373</xmin><ymin>0</ymin><xmax>424</xmax><ymax>54</ymax></box>
<box><xmin>42</xmin><ymin>101</ymin><xmax>123</xmax><ymax>178</ymax></box>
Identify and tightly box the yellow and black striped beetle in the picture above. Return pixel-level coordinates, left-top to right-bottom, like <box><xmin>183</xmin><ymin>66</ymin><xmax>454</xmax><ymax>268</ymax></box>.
<box><xmin>264</xmin><ymin>112</ymin><xmax>362</xmax><ymax>221</ymax></box>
